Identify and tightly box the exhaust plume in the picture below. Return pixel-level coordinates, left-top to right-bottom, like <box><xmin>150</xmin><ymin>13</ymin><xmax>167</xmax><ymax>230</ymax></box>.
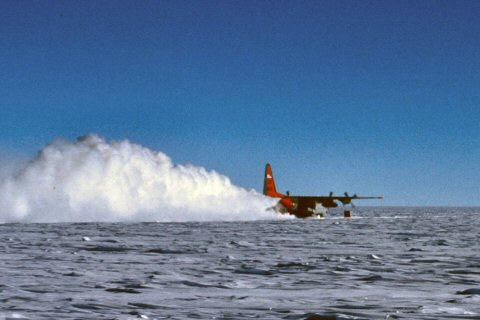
<box><xmin>0</xmin><ymin>135</ymin><xmax>278</xmax><ymax>223</ymax></box>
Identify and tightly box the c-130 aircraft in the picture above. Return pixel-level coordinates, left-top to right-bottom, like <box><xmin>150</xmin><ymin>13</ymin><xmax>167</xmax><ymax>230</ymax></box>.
<box><xmin>263</xmin><ymin>163</ymin><xmax>382</xmax><ymax>218</ymax></box>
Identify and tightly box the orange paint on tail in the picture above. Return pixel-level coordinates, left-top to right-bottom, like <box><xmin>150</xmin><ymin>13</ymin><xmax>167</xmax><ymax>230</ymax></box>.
<box><xmin>263</xmin><ymin>163</ymin><xmax>285</xmax><ymax>198</ymax></box>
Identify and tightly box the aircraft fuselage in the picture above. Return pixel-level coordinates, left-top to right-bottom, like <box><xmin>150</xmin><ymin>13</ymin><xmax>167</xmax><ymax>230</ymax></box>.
<box><xmin>263</xmin><ymin>163</ymin><xmax>382</xmax><ymax>218</ymax></box>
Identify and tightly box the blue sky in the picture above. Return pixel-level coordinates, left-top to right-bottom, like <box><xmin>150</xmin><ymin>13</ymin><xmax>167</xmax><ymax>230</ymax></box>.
<box><xmin>1</xmin><ymin>0</ymin><xmax>479</xmax><ymax>206</ymax></box>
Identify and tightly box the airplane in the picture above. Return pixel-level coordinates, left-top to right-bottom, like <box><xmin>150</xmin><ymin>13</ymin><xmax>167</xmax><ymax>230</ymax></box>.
<box><xmin>263</xmin><ymin>163</ymin><xmax>382</xmax><ymax>218</ymax></box>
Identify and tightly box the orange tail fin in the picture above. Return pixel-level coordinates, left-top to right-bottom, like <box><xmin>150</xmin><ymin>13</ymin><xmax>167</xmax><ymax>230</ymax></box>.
<box><xmin>263</xmin><ymin>163</ymin><xmax>281</xmax><ymax>197</ymax></box>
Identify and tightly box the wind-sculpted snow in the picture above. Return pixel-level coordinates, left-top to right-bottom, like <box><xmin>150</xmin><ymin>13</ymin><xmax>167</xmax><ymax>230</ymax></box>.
<box><xmin>0</xmin><ymin>135</ymin><xmax>278</xmax><ymax>223</ymax></box>
<box><xmin>1</xmin><ymin>208</ymin><xmax>479</xmax><ymax>319</ymax></box>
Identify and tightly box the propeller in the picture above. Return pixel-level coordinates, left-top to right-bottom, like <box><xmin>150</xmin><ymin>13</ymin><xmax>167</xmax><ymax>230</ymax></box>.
<box><xmin>343</xmin><ymin>192</ymin><xmax>356</xmax><ymax>208</ymax></box>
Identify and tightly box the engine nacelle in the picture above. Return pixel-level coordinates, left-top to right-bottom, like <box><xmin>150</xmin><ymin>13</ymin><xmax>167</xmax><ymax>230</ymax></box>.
<box><xmin>321</xmin><ymin>199</ymin><xmax>338</xmax><ymax>208</ymax></box>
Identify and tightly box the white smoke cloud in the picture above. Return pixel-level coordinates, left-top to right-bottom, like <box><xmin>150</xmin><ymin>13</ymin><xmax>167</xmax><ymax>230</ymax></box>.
<box><xmin>0</xmin><ymin>134</ymin><xmax>279</xmax><ymax>223</ymax></box>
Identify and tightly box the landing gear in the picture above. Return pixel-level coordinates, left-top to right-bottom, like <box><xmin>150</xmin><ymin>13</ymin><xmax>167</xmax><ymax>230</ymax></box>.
<box><xmin>343</xmin><ymin>210</ymin><xmax>352</xmax><ymax>218</ymax></box>
<box><xmin>343</xmin><ymin>203</ymin><xmax>355</xmax><ymax>218</ymax></box>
